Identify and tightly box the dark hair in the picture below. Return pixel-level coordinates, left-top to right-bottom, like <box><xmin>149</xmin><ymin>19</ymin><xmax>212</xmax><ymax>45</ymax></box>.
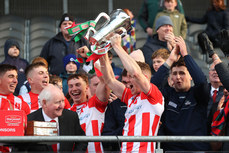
<box><xmin>164</xmin><ymin>0</ymin><xmax>177</xmax><ymax>3</ymax></box>
<box><xmin>67</xmin><ymin>73</ymin><xmax>89</xmax><ymax>85</ymax></box>
<box><xmin>0</xmin><ymin>64</ymin><xmax>17</xmax><ymax>76</ymax></box>
<box><xmin>25</xmin><ymin>62</ymin><xmax>47</xmax><ymax>78</ymax></box>
<box><xmin>210</xmin><ymin>0</ymin><xmax>226</xmax><ymax>11</ymax></box>
<box><xmin>122</xmin><ymin>69</ymin><xmax>127</xmax><ymax>77</ymax></box>
<box><xmin>49</xmin><ymin>75</ymin><xmax>62</xmax><ymax>84</ymax></box>
<box><xmin>108</xmin><ymin>51</ymin><xmax>113</xmax><ymax>58</ymax></box>
<box><xmin>170</xmin><ymin>57</ymin><xmax>186</xmax><ymax>70</ymax></box>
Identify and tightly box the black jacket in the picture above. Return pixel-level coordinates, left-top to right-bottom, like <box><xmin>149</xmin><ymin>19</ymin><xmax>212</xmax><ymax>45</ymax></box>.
<box><xmin>40</xmin><ymin>32</ymin><xmax>89</xmax><ymax>75</ymax></box>
<box><xmin>16</xmin><ymin>108</ymin><xmax>87</xmax><ymax>152</ymax></box>
<box><xmin>141</xmin><ymin>34</ymin><xmax>168</xmax><ymax>70</ymax></box>
<box><xmin>186</xmin><ymin>9</ymin><xmax>229</xmax><ymax>38</ymax></box>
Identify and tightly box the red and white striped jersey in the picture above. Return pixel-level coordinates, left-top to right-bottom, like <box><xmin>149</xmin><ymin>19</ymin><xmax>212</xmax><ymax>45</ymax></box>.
<box><xmin>18</xmin><ymin>92</ymin><xmax>40</xmax><ymax>113</ymax></box>
<box><xmin>70</xmin><ymin>96</ymin><xmax>108</xmax><ymax>152</ymax></box>
<box><xmin>19</xmin><ymin>92</ymin><xmax>71</xmax><ymax>113</ymax></box>
<box><xmin>121</xmin><ymin>84</ymin><xmax>164</xmax><ymax>153</ymax></box>
<box><xmin>0</xmin><ymin>93</ymin><xmax>30</xmax><ymax>115</ymax></box>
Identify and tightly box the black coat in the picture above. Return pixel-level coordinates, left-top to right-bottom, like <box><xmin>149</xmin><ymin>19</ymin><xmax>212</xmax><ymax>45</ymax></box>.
<box><xmin>40</xmin><ymin>32</ymin><xmax>89</xmax><ymax>75</ymax></box>
<box><xmin>16</xmin><ymin>108</ymin><xmax>87</xmax><ymax>152</ymax></box>
<box><xmin>141</xmin><ymin>34</ymin><xmax>168</xmax><ymax>70</ymax></box>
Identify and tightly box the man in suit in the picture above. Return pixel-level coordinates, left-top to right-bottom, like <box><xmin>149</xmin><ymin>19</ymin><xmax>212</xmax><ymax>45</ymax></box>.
<box><xmin>207</xmin><ymin>62</ymin><xmax>224</xmax><ymax>134</ymax></box>
<box><xmin>17</xmin><ymin>84</ymin><xmax>87</xmax><ymax>152</ymax></box>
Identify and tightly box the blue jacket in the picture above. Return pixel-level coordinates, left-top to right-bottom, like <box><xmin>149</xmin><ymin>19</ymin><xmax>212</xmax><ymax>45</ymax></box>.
<box><xmin>152</xmin><ymin>55</ymin><xmax>210</xmax><ymax>151</ymax></box>
<box><xmin>1</xmin><ymin>39</ymin><xmax>28</xmax><ymax>96</ymax></box>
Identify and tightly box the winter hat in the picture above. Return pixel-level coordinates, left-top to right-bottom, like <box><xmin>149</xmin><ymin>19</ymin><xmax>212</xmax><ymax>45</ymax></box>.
<box><xmin>4</xmin><ymin>39</ymin><xmax>20</xmax><ymax>57</ymax></box>
<box><xmin>155</xmin><ymin>16</ymin><xmax>173</xmax><ymax>30</ymax></box>
<box><xmin>63</xmin><ymin>54</ymin><xmax>80</xmax><ymax>71</ymax></box>
<box><xmin>59</xmin><ymin>13</ymin><xmax>74</xmax><ymax>27</ymax></box>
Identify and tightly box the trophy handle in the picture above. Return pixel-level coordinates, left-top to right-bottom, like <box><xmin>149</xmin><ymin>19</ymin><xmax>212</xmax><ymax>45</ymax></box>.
<box><xmin>116</xmin><ymin>27</ymin><xmax>127</xmax><ymax>38</ymax></box>
<box><xmin>85</xmin><ymin>27</ymin><xmax>97</xmax><ymax>40</ymax></box>
<box><xmin>94</xmin><ymin>12</ymin><xmax>110</xmax><ymax>26</ymax></box>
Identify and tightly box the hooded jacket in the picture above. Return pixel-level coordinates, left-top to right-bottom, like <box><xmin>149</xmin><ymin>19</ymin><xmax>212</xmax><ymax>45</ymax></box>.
<box><xmin>1</xmin><ymin>39</ymin><xmax>29</xmax><ymax>96</ymax></box>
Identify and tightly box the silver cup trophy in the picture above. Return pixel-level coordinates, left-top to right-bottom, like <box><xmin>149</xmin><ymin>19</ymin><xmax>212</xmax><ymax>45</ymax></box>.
<box><xmin>86</xmin><ymin>9</ymin><xmax>132</xmax><ymax>50</ymax></box>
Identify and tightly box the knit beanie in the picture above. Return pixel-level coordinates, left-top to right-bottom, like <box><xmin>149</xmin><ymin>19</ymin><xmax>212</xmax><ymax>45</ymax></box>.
<box><xmin>59</xmin><ymin>13</ymin><xmax>74</xmax><ymax>27</ymax></box>
<box><xmin>63</xmin><ymin>54</ymin><xmax>80</xmax><ymax>71</ymax></box>
<box><xmin>155</xmin><ymin>16</ymin><xmax>173</xmax><ymax>30</ymax></box>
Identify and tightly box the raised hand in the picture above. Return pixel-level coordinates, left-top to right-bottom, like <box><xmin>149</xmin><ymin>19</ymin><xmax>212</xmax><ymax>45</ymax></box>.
<box><xmin>201</xmin><ymin>33</ymin><xmax>215</xmax><ymax>58</ymax></box>
<box><xmin>219</xmin><ymin>29</ymin><xmax>229</xmax><ymax>57</ymax></box>
<box><xmin>76</xmin><ymin>46</ymin><xmax>90</xmax><ymax>58</ymax></box>
<box><xmin>165</xmin><ymin>32</ymin><xmax>175</xmax><ymax>51</ymax></box>
<box><xmin>174</xmin><ymin>36</ymin><xmax>188</xmax><ymax>57</ymax></box>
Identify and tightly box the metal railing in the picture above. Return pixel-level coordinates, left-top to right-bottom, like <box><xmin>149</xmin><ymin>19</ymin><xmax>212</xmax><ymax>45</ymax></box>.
<box><xmin>1</xmin><ymin>136</ymin><xmax>228</xmax><ymax>152</ymax></box>
<box><xmin>0</xmin><ymin>136</ymin><xmax>228</xmax><ymax>143</ymax></box>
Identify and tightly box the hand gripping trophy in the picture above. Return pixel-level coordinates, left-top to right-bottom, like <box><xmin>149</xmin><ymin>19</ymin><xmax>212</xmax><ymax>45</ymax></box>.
<box><xmin>67</xmin><ymin>9</ymin><xmax>131</xmax><ymax>74</ymax></box>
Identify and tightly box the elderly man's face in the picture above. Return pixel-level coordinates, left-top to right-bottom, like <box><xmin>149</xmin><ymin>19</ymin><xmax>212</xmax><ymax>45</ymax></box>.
<box><xmin>43</xmin><ymin>91</ymin><xmax>65</xmax><ymax>119</ymax></box>
<box><xmin>157</xmin><ymin>24</ymin><xmax>173</xmax><ymax>41</ymax></box>
<box><xmin>209</xmin><ymin>63</ymin><xmax>220</xmax><ymax>84</ymax></box>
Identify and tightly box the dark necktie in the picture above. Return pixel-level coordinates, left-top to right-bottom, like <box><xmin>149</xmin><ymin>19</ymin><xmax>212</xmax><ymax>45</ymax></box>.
<box><xmin>50</xmin><ymin>120</ymin><xmax>57</xmax><ymax>153</ymax></box>
<box><xmin>212</xmin><ymin>90</ymin><xmax>217</xmax><ymax>103</ymax></box>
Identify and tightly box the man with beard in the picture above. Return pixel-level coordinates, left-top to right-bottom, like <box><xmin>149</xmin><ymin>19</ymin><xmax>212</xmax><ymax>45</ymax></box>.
<box><xmin>68</xmin><ymin>73</ymin><xmax>109</xmax><ymax>152</ymax></box>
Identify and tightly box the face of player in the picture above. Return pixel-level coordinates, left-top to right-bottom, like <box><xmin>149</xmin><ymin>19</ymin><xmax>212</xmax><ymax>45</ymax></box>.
<box><xmin>89</xmin><ymin>76</ymin><xmax>100</xmax><ymax>96</ymax></box>
<box><xmin>152</xmin><ymin>56</ymin><xmax>165</xmax><ymax>72</ymax></box>
<box><xmin>209</xmin><ymin>64</ymin><xmax>220</xmax><ymax>84</ymax></box>
<box><xmin>68</xmin><ymin>77</ymin><xmax>88</xmax><ymax>104</ymax></box>
<box><xmin>171</xmin><ymin>66</ymin><xmax>192</xmax><ymax>92</ymax></box>
<box><xmin>60</xmin><ymin>20</ymin><xmax>73</xmax><ymax>36</ymax></box>
<box><xmin>43</xmin><ymin>91</ymin><xmax>65</xmax><ymax>119</ymax></box>
<box><xmin>0</xmin><ymin>70</ymin><xmax>18</xmax><ymax>94</ymax></box>
<box><xmin>66</xmin><ymin>62</ymin><xmax>77</xmax><ymax>74</ymax></box>
<box><xmin>122</xmin><ymin>76</ymin><xmax>131</xmax><ymax>88</ymax></box>
<box><xmin>29</xmin><ymin>66</ymin><xmax>49</xmax><ymax>92</ymax></box>
<box><xmin>127</xmin><ymin>73</ymin><xmax>141</xmax><ymax>95</ymax></box>
<box><xmin>157</xmin><ymin>25</ymin><xmax>173</xmax><ymax>41</ymax></box>
<box><xmin>164</xmin><ymin>0</ymin><xmax>177</xmax><ymax>11</ymax></box>
<box><xmin>8</xmin><ymin>46</ymin><xmax>20</xmax><ymax>57</ymax></box>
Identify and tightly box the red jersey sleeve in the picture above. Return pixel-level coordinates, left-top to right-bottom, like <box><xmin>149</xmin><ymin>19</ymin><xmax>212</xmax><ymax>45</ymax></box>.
<box><xmin>121</xmin><ymin>88</ymin><xmax>133</xmax><ymax>106</ymax></box>
<box><xmin>64</xmin><ymin>97</ymin><xmax>71</xmax><ymax>109</ymax></box>
<box><xmin>88</xmin><ymin>95</ymin><xmax>108</xmax><ymax>113</ymax></box>
<box><xmin>140</xmin><ymin>83</ymin><xmax>163</xmax><ymax>105</ymax></box>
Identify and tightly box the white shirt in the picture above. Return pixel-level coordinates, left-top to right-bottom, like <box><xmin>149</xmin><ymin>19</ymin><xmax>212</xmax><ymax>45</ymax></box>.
<box><xmin>42</xmin><ymin>109</ymin><xmax>60</xmax><ymax>151</ymax></box>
